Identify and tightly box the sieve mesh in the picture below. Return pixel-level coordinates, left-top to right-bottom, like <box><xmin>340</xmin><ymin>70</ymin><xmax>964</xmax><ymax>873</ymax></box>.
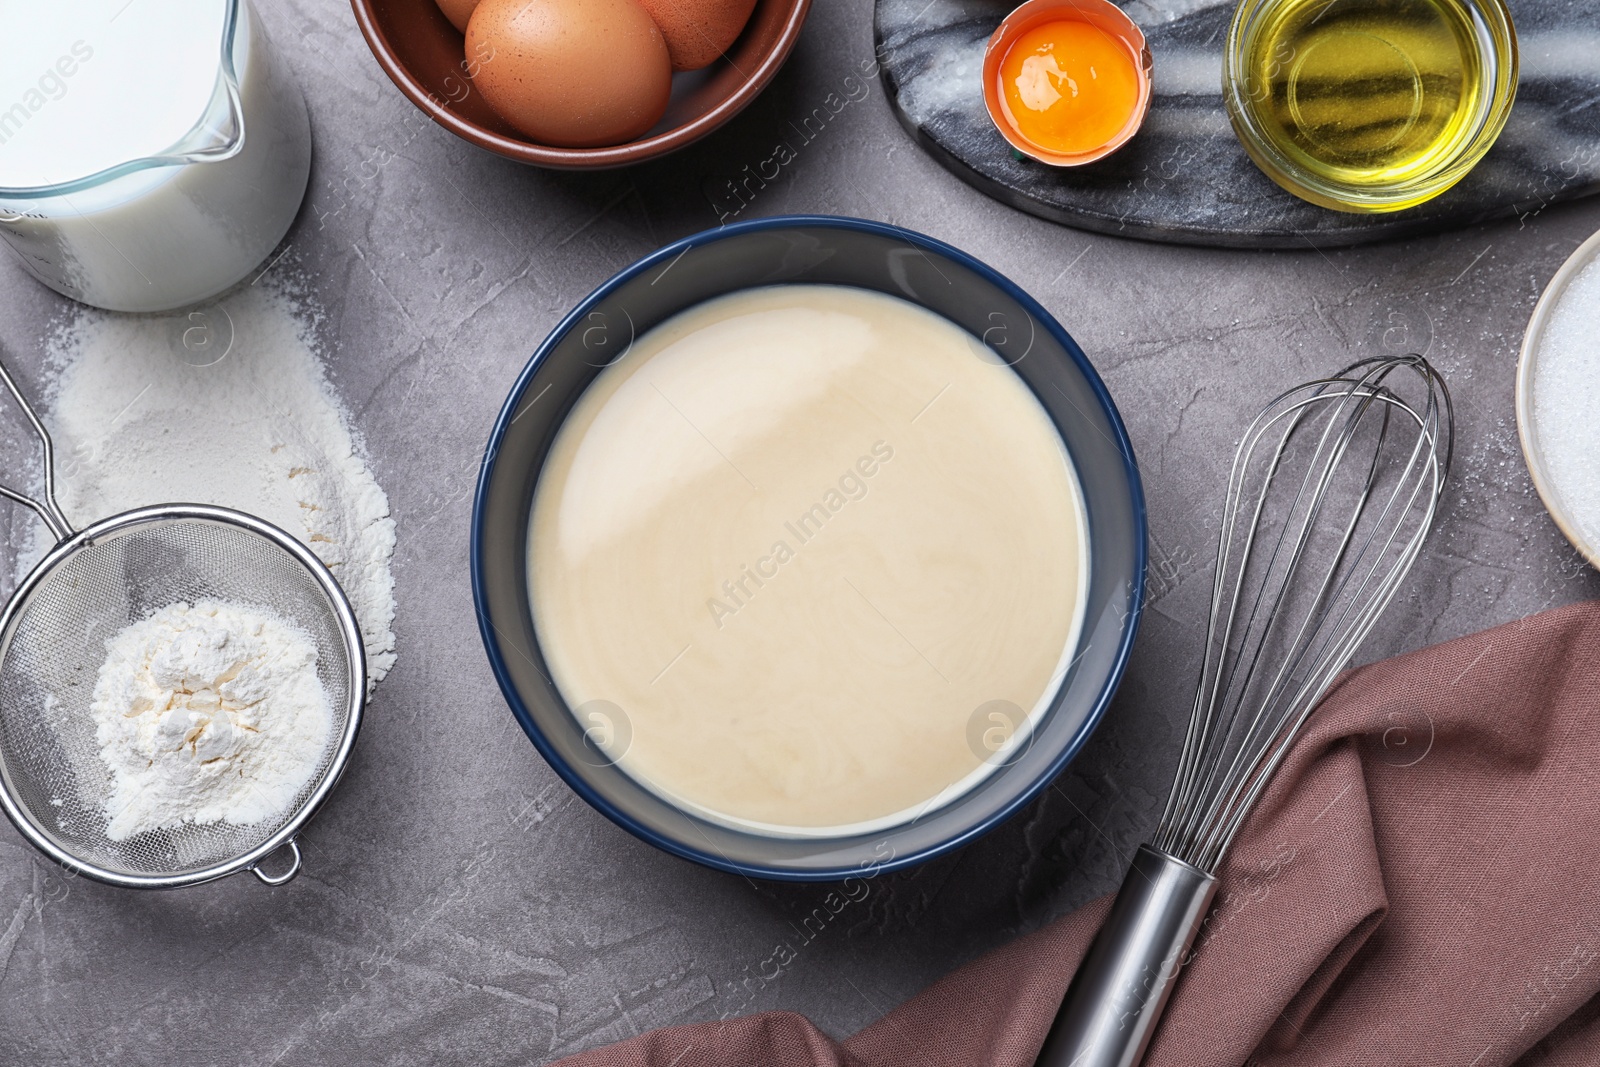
<box><xmin>0</xmin><ymin>514</ymin><xmax>358</xmax><ymax>881</ymax></box>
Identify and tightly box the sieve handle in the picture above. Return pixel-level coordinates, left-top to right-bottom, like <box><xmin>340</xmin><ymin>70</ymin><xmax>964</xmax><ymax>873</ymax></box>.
<box><xmin>251</xmin><ymin>838</ymin><xmax>303</xmax><ymax>886</ymax></box>
<box><xmin>0</xmin><ymin>354</ymin><xmax>73</xmax><ymax>541</ymax></box>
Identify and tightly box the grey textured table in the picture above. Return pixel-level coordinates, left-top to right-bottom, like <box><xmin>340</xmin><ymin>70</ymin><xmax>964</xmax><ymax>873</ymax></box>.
<box><xmin>0</xmin><ymin>0</ymin><xmax>1597</xmax><ymax>1063</ymax></box>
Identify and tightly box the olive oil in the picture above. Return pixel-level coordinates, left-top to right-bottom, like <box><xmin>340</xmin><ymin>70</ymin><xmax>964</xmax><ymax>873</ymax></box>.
<box><xmin>1244</xmin><ymin>0</ymin><xmax>1483</xmax><ymax>187</ymax></box>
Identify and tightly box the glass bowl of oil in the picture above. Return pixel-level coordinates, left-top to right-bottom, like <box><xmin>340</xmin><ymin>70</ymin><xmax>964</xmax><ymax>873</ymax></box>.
<box><xmin>1223</xmin><ymin>0</ymin><xmax>1517</xmax><ymax>213</ymax></box>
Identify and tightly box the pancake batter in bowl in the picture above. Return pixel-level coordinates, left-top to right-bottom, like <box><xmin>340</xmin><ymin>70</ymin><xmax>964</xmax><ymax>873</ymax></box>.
<box><xmin>528</xmin><ymin>284</ymin><xmax>1088</xmax><ymax>836</ymax></box>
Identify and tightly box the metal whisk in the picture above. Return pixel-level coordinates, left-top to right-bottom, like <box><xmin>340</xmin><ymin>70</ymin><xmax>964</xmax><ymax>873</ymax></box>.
<box><xmin>1037</xmin><ymin>355</ymin><xmax>1452</xmax><ymax>1067</ymax></box>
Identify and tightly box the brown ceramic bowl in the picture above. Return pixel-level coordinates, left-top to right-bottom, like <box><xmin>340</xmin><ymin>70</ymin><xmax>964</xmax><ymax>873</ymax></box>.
<box><xmin>351</xmin><ymin>0</ymin><xmax>811</xmax><ymax>169</ymax></box>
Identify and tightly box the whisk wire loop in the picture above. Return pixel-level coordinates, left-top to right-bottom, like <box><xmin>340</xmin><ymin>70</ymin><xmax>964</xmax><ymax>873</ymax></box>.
<box><xmin>1189</xmin><ymin>391</ymin><xmax>1391</xmax><ymax>861</ymax></box>
<box><xmin>1153</xmin><ymin>356</ymin><xmax>1451</xmax><ymax>871</ymax></box>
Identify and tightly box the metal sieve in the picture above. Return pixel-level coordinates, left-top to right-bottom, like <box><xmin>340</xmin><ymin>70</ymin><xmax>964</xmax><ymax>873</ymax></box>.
<box><xmin>0</xmin><ymin>357</ymin><xmax>365</xmax><ymax>889</ymax></box>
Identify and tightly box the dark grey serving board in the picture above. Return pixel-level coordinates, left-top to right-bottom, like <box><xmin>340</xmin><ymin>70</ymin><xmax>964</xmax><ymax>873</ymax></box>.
<box><xmin>874</xmin><ymin>0</ymin><xmax>1600</xmax><ymax>247</ymax></box>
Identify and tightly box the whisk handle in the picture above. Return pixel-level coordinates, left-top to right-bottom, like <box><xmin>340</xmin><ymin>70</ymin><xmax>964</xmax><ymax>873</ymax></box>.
<box><xmin>1035</xmin><ymin>845</ymin><xmax>1217</xmax><ymax>1067</ymax></box>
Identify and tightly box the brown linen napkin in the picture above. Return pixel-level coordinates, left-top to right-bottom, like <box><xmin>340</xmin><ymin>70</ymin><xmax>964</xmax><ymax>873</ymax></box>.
<box><xmin>559</xmin><ymin>600</ymin><xmax>1600</xmax><ymax>1067</ymax></box>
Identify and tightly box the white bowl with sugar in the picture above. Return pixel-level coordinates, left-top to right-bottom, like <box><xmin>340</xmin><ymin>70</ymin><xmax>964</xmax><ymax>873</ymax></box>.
<box><xmin>1518</xmin><ymin>228</ymin><xmax>1600</xmax><ymax>569</ymax></box>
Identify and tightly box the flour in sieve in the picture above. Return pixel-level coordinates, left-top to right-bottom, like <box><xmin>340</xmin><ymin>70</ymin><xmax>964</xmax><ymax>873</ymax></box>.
<box><xmin>91</xmin><ymin>599</ymin><xmax>332</xmax><ymax>840</ymax></box>
<box><xmin>37</xmin><ymin>279</ymin><xmax>397</xmax><ymax>682</ymax></box>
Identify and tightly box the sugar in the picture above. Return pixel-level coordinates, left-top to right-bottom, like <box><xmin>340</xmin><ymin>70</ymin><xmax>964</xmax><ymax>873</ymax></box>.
<box><xmin>1531</xmin><ymin>255</ymin><xmax>1600</xmax><ymax>549</ymax></box>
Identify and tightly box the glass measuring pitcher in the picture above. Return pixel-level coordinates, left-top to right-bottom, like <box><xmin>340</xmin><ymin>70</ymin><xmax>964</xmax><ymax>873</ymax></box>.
<box><xmin>0</xmin><ymin>0</ymin><xmax>311</xmax><ymax>313</ymax></box>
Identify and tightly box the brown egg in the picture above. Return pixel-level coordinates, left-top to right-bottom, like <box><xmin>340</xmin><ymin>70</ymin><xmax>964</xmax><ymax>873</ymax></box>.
<box><xmin>466</xmin><ymin>0</ymin><xmax>672</xmax><ymax>148</ymax></box>
<box><xmin>434</xmin><ymin>0</ymin><xmax>480</xmax><ymax>33</ymax></box>
<box><xmin>636</xmin><ymin>0</ymin><xmax>758</xmax><ymax>71</ymax></box>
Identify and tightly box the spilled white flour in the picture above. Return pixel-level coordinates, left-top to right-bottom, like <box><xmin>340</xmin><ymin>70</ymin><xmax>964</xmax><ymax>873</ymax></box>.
<box><xmin>91</xmin><ymin>600</ymin><xmax>333</xmax><ymax>841</ymax></box>
<box><xmin>40</xmin><ymin>280</ymin><xmax>397</xmax><ymax>682</ymax></box>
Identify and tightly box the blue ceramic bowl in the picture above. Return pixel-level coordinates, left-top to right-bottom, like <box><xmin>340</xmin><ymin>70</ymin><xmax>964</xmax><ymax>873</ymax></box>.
<box><xmin>472</xmin><ymin>216</ymin><xmax>1145</xmax><ymax>881</ymax></box>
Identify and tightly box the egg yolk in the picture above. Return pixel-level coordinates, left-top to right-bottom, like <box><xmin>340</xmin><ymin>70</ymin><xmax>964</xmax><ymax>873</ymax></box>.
<box><xmin>998</xmin><ymin>19</ymin><xmax>1142</xmax><ymax>156</ymax></box>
